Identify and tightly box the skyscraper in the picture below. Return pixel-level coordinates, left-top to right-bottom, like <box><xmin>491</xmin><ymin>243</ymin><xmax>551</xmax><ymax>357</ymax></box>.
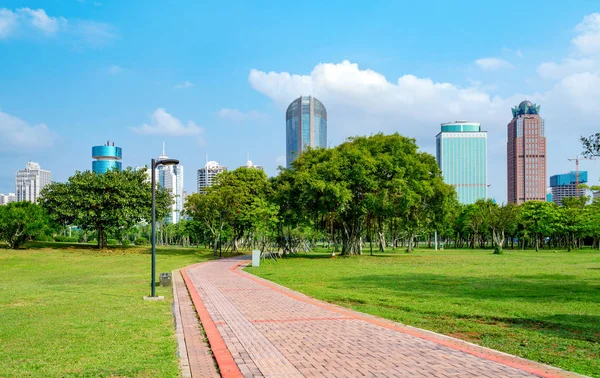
<box><xmin>0</xmin><ymin>193</ymin><xmax>16</xmax><ymax>205</ymax></box>
<box><xmin>507</xmin><ymin>101</ymin><xmax>546</xmax><ymax>204</ymax></box>
<box><xmin>197</xmin><ymin>161</ymin><xmax>227</xmax><ymax>193</ymax></box>
<box><xmin>92</xmin><ymin>141</ymin><xmax>122</xmax><ymax>174</ymax></box>
<box><xmin>435</xmin><ymin>121</ymin><xmax>487</xmax><ymax>204</ymax></box>
<box><xmin>16</xmin><ymin>162</ymin><xmax>51</xmax><ymax>203</ymax></box>
<box><xmin>286</xmin><ymin>95</ymin><xmax>327</xmax><ymax>167</ymax></box>
<box><xmin>550</xmin><ymin>171</ymin><xmax>587</xmax><ymax>206</ymax></box>
<box><xmin>156</xmin><ymin>144</ymin><xmax>184</xmax><ymax>224</ymax></box>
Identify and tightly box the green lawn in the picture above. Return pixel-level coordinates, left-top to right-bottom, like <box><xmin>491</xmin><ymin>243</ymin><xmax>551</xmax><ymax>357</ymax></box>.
<box><xmin>0</xmin><ymin>242</ymin><xmax>217</xmax><ymax>377</ymax></box>
<box><xmin>246</xmin><ymin>249</ymin><xmax>600</xmax><ymax>377</ymax></box>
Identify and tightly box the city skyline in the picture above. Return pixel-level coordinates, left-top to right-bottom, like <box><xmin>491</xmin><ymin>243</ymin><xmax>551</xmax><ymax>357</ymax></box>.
<box><xmin>1</xmin><ymin>2</ymin><xmax>600</xmax><ymax>202</ymax></box>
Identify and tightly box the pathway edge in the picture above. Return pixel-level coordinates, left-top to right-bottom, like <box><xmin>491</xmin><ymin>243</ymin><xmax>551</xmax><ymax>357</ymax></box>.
<box><xmin>181</xmin><ymin>267</ymin><xmax>243</xmax><ymax>378</ymax></box>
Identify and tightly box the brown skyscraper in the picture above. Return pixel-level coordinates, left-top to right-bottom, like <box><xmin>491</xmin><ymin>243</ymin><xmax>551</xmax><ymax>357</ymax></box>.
<box><xmin>507</xmin><ymin>101</ymin><xmax>546</xmax><ymax>204</ymax></box>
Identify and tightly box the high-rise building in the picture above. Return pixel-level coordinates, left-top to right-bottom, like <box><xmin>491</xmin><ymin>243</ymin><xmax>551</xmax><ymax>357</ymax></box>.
<box><xmin>197</xmin><ymin>161</ymin><xmax>226</xmax><ymax>193</ymax></box>
<box><xmin>92</xmin><ymin>141</ymin><xmax>122</xmax><ymax>174</ymax></box>
<box><xmin>240</xmin><ymin>160</ymin><xmax>264</xmax><ymax>171</ymax></box>
<box><xmin>16</xmin><ymin>162</ymin><xmax>51</xmax><ymax>203</ymax></box>
<box><xmin>286</xmin><ymin>95</ymin><xmax>327</xmax><ymax>167</ymax></box>
<box><xmin>435</xmin><ymin>121</ymin><xmax>487</xmax><ymax>204</ymax></box>
<box><xmin>550</xmin><ymin>171</ymin><xmax>587</xmax><ymax>206</ymax></box>
<box><xmin>0</xmin><ymin>193</ymin><xmax>16</xmax><ymax>205</ymax></box>
<box><xmin>156</xmin><ymin>145</ymin><xmax>184</xmax><ymax>224</ymax></box>
<box><xmin>507</xmin><ymin>101</ymin><xmax>547</xmax><ymax>204</ymax></box>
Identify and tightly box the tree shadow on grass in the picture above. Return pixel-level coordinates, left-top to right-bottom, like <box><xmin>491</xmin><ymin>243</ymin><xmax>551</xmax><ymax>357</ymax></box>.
<box><xmin>339</xmin><ymin>273</ymin><xmax>600</xmax><ymax>343</ymax></box>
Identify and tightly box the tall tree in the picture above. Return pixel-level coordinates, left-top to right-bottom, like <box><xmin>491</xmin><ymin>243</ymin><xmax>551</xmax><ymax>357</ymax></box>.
<box><xmin>40</xmin><ymin>168</ymin><xmax>171</xmax><ymax>249</ymax></box>
<box><xmin>488</xmin><ymin>203</ymin><xmax>520</xmax><ymax>254</ymax></box>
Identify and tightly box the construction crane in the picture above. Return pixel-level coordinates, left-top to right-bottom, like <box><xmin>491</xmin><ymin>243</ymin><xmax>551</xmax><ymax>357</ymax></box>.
<box><xmin>567</xmin><ymin>156</ymin><xmax>597</xmax><ymax>198</ymax></box>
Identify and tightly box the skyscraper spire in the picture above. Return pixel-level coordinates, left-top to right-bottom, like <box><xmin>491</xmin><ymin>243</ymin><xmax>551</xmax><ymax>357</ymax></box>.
<box><xmin>162</xmin><ymin>141</ymin><xmax>165</xmax><ymax>156</ymax></box>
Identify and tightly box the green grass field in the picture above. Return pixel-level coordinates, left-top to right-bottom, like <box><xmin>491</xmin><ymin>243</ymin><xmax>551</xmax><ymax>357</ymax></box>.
<box><xmin>0</xmin><ymin>243</ymin><xmax>216</xmax><ymax>377</ymax></box>
<box><xmin>247</xmin><ymin>248</ymin><xmax>600</xmax><ymax>377</ymax></box>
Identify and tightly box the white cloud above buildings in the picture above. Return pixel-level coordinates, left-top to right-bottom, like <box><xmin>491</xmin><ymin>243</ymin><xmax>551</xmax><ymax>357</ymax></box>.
<box><xmin>0</xmin><ymin>109</ymin><xmax>56</xmax><ymax>150</ymax></box>
<box><xmin>131</xmin><ymin>108</ymin><xmax>205</xmax><ymax>144</ymax></box>
<box><xmin>474</xmin><ymin>58</ymin><xmax>514</xmax><ymax>71</ymax></box>
<box><xmin>0</xmin><ymin>7</ymin><xmax>116</xmax><ymax>47</ymax></box>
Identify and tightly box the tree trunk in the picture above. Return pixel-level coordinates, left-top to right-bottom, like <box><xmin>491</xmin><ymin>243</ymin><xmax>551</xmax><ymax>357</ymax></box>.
<box><xmin>407</xmin><ymin>233</ymin><xmax>414</xmax><ymax>253</ymax></box>
<box><xmin>98</xmin><ymin>228</ymin><xmax>107</xmax><ymax>249</ymax></box>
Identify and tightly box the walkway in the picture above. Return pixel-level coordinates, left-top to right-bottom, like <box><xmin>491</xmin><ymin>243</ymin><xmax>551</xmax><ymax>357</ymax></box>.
<box><xmin>181</xmin><ymin>256</ymin><xmax>584</xmax><ymax>378</ymax></box>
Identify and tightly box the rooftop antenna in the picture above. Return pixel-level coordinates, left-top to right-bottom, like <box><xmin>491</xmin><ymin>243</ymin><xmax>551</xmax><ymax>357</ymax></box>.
<box><xmin>162</xmin><ymin>141</ymin><xmax>165</xmax><ymax>156</ymax></box>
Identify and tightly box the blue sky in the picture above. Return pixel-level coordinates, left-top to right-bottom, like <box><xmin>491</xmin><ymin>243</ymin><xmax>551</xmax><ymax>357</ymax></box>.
<box><xmin>1</xmin><ymin>0</ymin><xmax>600</xmax><ymax>202</ymax></box>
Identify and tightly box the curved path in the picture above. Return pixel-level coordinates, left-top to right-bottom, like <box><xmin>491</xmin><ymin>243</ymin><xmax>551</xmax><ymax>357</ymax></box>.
<box><xmin>181</xmin><ymin>256</ymin><xmax>584</xmax><ymax>378</ymax></box>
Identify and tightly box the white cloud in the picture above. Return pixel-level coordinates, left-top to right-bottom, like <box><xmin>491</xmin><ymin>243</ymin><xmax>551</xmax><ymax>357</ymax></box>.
<box><xmin>174</xmin><ymin>81</ymin><xmax>194</xmax><ymax>89</ymax></box>
<box><xmin>0</xmin><ymin>109</ymin><xmax>56</xmax><ymax>149</ymax></box>
<box><xmin>17</xmin><ymin>8</ymin><xmax>66</xmax><ymax>34</ymax></box>
<box><xmin>474</xmin><ymin>58</ymin><xmax>514</xmax><ymax>71</ymax></box>
<box><xmin>573</xmin><ymin>13</ymin><xmax>600</xmax><ymax>55</ymax></box>
<box><xmin>0</xmin><ymin>9</ymin><xmax>18</xmax><ymax>38</ymax></box>
<box><xmin>108</xmin><ymin>64</ymin><xmax>122</xmax><ymax>74</ymax></box>
<box><xmin>217</xmin><ymin>108</ymin><xmax>268</xmax><ymax>122</ymax></box>
<box><xmin>0</xmin><ymin>7</ymin><xmax>116</xmax><ymax>46</ymax></box>
<box><xmin>131</xmin><ymin>108</ymin><xmax>204</xmax><ymax>140</ymax></box>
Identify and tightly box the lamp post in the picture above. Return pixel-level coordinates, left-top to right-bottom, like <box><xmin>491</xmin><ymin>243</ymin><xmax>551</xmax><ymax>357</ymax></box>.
<box><xmin>149</xmin><ymin>157</ymin><xmax>179</xmax><ymax>298</ymax></box>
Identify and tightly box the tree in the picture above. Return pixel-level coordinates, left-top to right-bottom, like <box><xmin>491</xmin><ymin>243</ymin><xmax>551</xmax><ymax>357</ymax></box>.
<box><xmin>580</xmin><ymin>133</ymin><xmax>600</xmax><ymax>157</ymax></box>
<box><xmin>0</xmin><ymin>202</ymin><xmax>49</xmax><ymax>248</ymax></box>
<box><xmin>40</xmin><ymin>168</ymin><xmax>172</xmax><ymax>249</ymax></box>
<box><xmin>519</xmin><ymin>201</ymin><xmax>559</xmax><ymax>251</ymax></box>
<box><xmin>488</xmin><ymin>203</ymin><xmax>520</xmax><ymax>254</ymax></box>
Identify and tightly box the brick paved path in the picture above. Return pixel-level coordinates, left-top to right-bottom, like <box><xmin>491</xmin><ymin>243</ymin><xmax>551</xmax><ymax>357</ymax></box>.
<box><xmin>182</xmin><ymin>256</ymin><xmax>584</xmax><ymax>378</ymax></box>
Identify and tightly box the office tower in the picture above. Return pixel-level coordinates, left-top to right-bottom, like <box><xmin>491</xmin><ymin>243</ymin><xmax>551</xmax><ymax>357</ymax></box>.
<box><xmin>435</xmin><ymin>121</ymin><xmax>487</xmax><ymax>204</ymax></box>
<box><xmin>156</xmin><ymin>144</ymin><xmax>184</xmax><ymax>224</ymax></box>
<box><xmin>507</xmin><ymin>101</ymin><xmax>546</xmax><ymax>204</ymax></box>
<box><xmin>92</xmin><ymin>140</ymin><xmax>122</xmax><ymax>173</ymax></box>
<box><xmin>286</xmin><ymin>95</ymin><xmax>327</xmax><ymax>167</ymax></box>
<box><xmin>0</xmin><ymin>193</ymin><xmax>16</xmax><ymax>205</ymax></box>
<box><xmin>15</xmin><ymin>162</ymin><xmax>51</xmax><ymax>202</ymax></box>
<box><xmin>197</xmin><ymin>161</ymin><xmax>227</xmax><ymax>193</ymax></box>
<box><xmin>550</xmin><ymin>171</ymin><xmax>587</xmax><ymax>206</ymax></box>
<box><xmin>134</xmin><ymin>166</ymin><xmax>152</xmax><ymax>183</ymax></box>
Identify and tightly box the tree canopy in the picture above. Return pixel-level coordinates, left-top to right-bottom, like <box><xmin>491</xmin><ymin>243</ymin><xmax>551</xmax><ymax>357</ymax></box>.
<box><xmin>39</xmin><ymin>168</ymin><xmax>171</xmax><ymax>248</ymax></box>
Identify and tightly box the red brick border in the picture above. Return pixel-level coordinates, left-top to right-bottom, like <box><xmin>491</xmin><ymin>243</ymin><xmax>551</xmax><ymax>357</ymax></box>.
<box><xmin>181</xmin><ymin>268</ymin><xmax>243</xmax><ymax>378</ymax></box>
<box><xmin>233</xmin><ymin>261</ymin><xmax>583</xmax><ymax>378</ymax></box>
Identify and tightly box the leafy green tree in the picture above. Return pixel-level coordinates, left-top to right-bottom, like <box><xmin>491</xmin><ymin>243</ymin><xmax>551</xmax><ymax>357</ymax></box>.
<box><xmin>519</xmin><ymin>201</ymin><xmax>559</xmax><ymax>251</ymax></box>
<box><xmin>40</xmin><ymin>168</ymin><xmax>171</xmax><ymax>249</ymax></box>
<box><xmin>0</xmin><ymin>202</ymin><xmax>49</xmax><ymax>248</ymax></box>
<box><xmin>580</xmin><ymin>133</ymin><xmax>600</xmax><ymax>157</ymax></box>
<box><xmin>488</xmin><ymin>203</ymin><xmax>520</xmax><ymax>254</ymax></box>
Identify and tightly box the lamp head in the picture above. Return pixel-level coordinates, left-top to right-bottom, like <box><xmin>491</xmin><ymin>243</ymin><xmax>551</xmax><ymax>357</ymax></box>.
<box><xmin>155</xmin><ymin>158</ymin><xmax>179</xmax><ymax>167</ymax></box>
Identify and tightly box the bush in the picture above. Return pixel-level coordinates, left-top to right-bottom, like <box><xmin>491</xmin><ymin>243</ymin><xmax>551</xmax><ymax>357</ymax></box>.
<box><xmin>107</xmin><ymin>239</ymin><xmax>119</xmax><ymax>245</ymax></box>
<box><xmin>134</xmin><ymin>238</ymin><xmax>148</xmax><ymax>245</ymax></box>
<box><xmin>121</xmin><ymin>239</ymin><xmax>131</xmax><ymax>246</ymax></box>
<box><xmin>54</xmin><ymin>236</ymin><xmax>78</xmax><ymax>243</ymax></box>
<box><xmin>35</xmin><ymin>235</ymin><xmax>53</xmax><ymax>242</ymax></box>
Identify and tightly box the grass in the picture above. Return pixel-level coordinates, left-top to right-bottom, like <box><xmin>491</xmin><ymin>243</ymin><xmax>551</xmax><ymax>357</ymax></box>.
<box><xmin>246</xmin><ymin>248</ymin><xmax>600</xmax><ymax>377</ymax></box>
<box><xmin>0</xmin><ymin>242</ymin><xmax>219</xmax><ymax>377</ymax></box>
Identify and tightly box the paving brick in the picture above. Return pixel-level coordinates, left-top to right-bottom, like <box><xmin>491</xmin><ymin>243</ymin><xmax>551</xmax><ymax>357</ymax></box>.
<box><xmin>183</xmin><ymin>256</ymin><xmax>584</xmax><ymax>378</ymax></box>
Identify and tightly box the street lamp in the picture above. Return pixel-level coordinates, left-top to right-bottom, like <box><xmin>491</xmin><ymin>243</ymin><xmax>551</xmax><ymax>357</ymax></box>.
<box><xmin>149</xmin><ymin>157</ymin><xmax>179</xmax><ymax>298</ymax></box>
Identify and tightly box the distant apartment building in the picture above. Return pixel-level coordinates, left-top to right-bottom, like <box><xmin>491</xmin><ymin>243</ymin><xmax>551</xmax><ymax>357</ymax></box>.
<box><xmin>92</xmin><ymin>141</ymin><xmax>122</xmax><ymax>173</ymax></box>
<box><xmin>0</xmin><ymin>193</ymin><xmax>16</xmax><ymax>205</ymax></box>
<box><xmin>507</xmin><ymin>101</ymin><xmax>547</xmax><ymax>204</ymax></box>
<box><xmin>435</xmin><ymin>121</ymin><xmax>487</xmax><ymax>204</ymax></box>
<box><xmin>286</xmin><ymin>95</ymin><xmax>327</xmax><ymax>167</ymax></box>
<box><xmin>16</xmin><ymin>162</ymin><xmax>51</xmax><ymax>203</ymax></box>
<box><xmin>157</xmin><ymin>145</ymin><xmax>184</xmax><ymax>224</ymax></box>
<box><xmin>197</xmin><ymin>161</ymin><xmax>227</xmax><ymax>193</ymax></box>
<box><xmin>550</xmin><ymin>171</ymin><xmax>587</xmax><ymax>206</ymax></box>
<box><xmin>240</xmin><ymin>160</ymin><xmax>264</xmax><ymax>171</ymax></box>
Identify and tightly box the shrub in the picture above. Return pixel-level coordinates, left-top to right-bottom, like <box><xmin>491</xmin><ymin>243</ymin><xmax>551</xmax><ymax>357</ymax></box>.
<box><xmin>107</xmin><ymin>239</ymin><xmax>119</xmax><ymax>245</ymax></box>
<box><xmin>121</xmin><ymin>239</ymin><xmax>131</xmax><ymax>246</ymax></box>
<box><xmin>54</xmin><ymin>236</ymin><xmax>78</xmax><ymax>243</ymax></box>
<box><xmin>134</xmin><ymin>238</ymin><xmax>148</xmax><ymax>245</ymax></box>
<box><xmin>35</xmin><ymin>235</ymin><xmax>53</xmax><ymax>242</ymax></box>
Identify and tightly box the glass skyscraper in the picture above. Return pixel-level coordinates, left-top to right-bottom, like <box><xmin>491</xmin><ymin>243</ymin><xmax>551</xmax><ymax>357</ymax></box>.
<box><xmin>92</xmin><ymin>141</ymin><xmax>122</xmax><ymax>174</ymax></box>
<box><xmin>436</xmin><ymin>121</ymin><xmax>487</xmax><ymax>204</ymax></box>
<box><xmin>286</xmin><ymin>96</ymin><xmax>327</xmax><ymax>167</ymax></box>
